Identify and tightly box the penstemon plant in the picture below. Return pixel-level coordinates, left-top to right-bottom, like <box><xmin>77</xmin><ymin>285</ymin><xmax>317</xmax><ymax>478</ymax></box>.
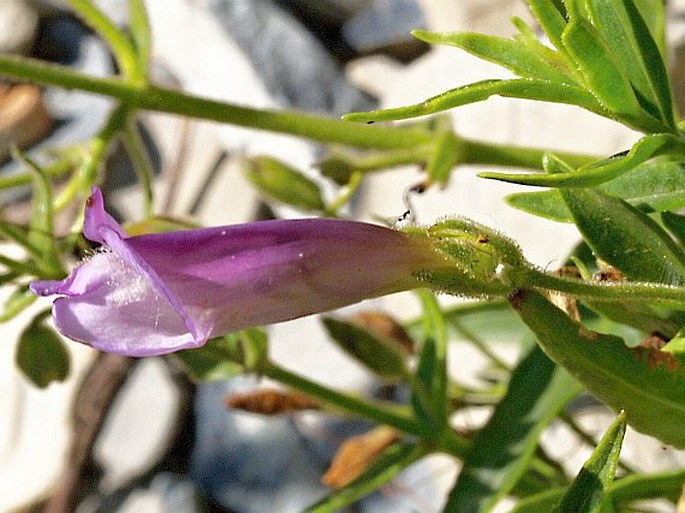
<box><xmin>2</xmin><ymin>0</ymin><xmax>685</xmax><ymax>511</ymax></box>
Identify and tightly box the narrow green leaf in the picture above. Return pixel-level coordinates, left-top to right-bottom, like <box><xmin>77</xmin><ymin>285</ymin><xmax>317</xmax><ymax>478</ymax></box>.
<box><xmin>444</xmin><ymin>345</ymin><xmax>580</xmax><ymax>512</ymax></box>
<box><xmin>16</xmin><ymin>312</ymin><xmax>70</xmax><ymax>388</ymax></box>
<box><xmin>510</xmin><ymin>289</ymin><xmax>685</xmax><ymax>448</ymax></box>
<box><xmin>556</xmin><ymin>412</ymin><xmax>627</xmax><ymax>513</ymax></box>
<box><xmin>480</xmin><ymin>133</ymin><xmax>681</xmax><ymax>188</ymax></box>
<box><xmin>0</xmin><ymin>221</ymin><xmax>39</xmax><ymax>257</ymax></box>
<box><xmin>512</xmin><ymin>488</ymin><xmax>567</xmax><ymax>513</ymax></box>
<box><xmin>425</xmin><ymin>129</ymin><xmax>461</xmax><ymax>185</ymax></box>
<box><xmin>506</xmin><ymin>190</ymin><xmax>570</xmax><ymax>222</ymax></box>
<box><xmin>604</xmin><ymin>468</ymin><xmax>685</xmax><ymax>507</ymax></box>
<box><xmin>128</xmin><ymin>0</ymin><xmax>151</xmax><ymax>73</ymax></box>
<box><xmin>305</xmin><ymin>443</ymin><xmax>426</xmax><ymax>513</ymax></box>
<box><xmin>410</xmin><ymin>290</ymin><xmax>449</xmax><ymax>428</ymax></box>
<box><xmin>506</xmin><ymin>158</ymin><xmax>685</xmax><ymax>222</ymax></box>
<box><xmin>515</xmin><ymin>468</ymin><xmax>685</xmax><ymax>512</ymax></box>
<box><xmin>585</xmin><ymin>0</ymin><xmax>674</xmax><ymax>128</ymax></box>
<box><xmin>560</xmin><ymin>10</ymin><xmax>644</xmax><ymax>126</ymax></box>
<box><xmin>661</xmin><ymin>211</ymin><xmax>685</xmax><ymax>247</ymax></box>
<box><xmin>511</xmin><ymin>17</ymin><xmax>573</xmax><ymax>78</ymax></box>
<box><xmin>412</xmin><ymin>30</ymin><xmax>573</xmax><ymax>84</ymax></box>
<box><xmin>343</xmin><ymin>79</ymin><xmax>600</xmax><ymax>123</ymax></box>
<box><xmin>560</xmin><ymin>187</ymin><xmax>685</xmax><ymax>285</ymax></box>
<box><xmin>243</xmin><ymin>156</ymin><xmax>325</xmax><ymax>211</ymax></box>
<box><xmin>633</xmin><ymin>0</ymin><xmax>666</xmax><ymax>56</ymax></box>
<box><xmin>527</xmin><ymin>0</ymin><xmax>568</xmax><ymax>55</ymax></box>
<box><xmin>13</xmin><ymin>150</ymin><xmax>64</xmax><ymax>278</ymax></box>
<box><xmin>321</xmin><ymin>317</ymin><xmax>409</xmax><ymax>381</ymax></box>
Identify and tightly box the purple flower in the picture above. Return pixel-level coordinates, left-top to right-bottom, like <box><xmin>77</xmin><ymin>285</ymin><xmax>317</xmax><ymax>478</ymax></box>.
<box><xmin>31</xmin><ymin>188</ymin><xmax>444</xmax><ymax>356</ymax></box>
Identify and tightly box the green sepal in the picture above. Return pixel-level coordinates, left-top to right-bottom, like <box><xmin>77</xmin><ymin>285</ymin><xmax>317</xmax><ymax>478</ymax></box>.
<box><xmin>407</xmin><ymin>217</ymin><xmax>524</xmax><ymax>298</ymax></box>
<box><xmin>556</xmin><ymin>412</ymin><xmax>627</xmax><ymax>512</ymax></box>
<box><xmin>16</xmin><ymin>311</ymin><xmax>70</xmax><ymax>388</ymax></box>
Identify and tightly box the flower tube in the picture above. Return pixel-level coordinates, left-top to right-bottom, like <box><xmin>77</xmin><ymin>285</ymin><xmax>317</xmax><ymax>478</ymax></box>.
<box><xmin>31</xmin><ymin>187</ymin><xmax>448</xmax><ymax>356</ymax></box>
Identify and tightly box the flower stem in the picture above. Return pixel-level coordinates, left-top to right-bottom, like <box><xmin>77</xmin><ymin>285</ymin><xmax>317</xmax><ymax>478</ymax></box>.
<box><xmin>0</xmin><ymin>54</ymin><xmax>598</xmax><ymax>168</ymax></box>
<box><xmin>263</xmin><ymin>361</ymin><xmax>469</xmax><ymax>456</ymax></box>
<box><xmin>526</xmin><ymin>268</ymin><xmax>685</xmax><ymax>307</ymax></box>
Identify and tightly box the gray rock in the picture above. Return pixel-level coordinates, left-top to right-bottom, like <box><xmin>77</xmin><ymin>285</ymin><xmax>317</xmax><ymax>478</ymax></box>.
<box><xmin>342</xmin><ymin>0</ymin><xmax>428</xmax><ymax>60</ymax></box>
<box><xmin>0</xmin><ymin>0</ymin><xmax>39</xmax><ymax>55</ymax></box>
<box><xmin>207</xmin><ymin>0</ymin><xmax>375</xmax><ymax>114</ymax></box>
<box><xmin>273</xmin><ymin>0</ymin><xmax>369</xmax><ymax>25</ymax></box>
<box><xmin>190</xmin><ymin>376</ymin><xmax>376</xmax><ymax>512</ymax></box>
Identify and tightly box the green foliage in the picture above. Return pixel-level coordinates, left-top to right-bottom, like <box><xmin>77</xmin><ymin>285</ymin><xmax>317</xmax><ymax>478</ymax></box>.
<box><xmin>0</xmin><ymin>0</ymin><xmax>684</xmax><ymax>511</ymax></box>
<box><xmin>16</xmin><ymin>312</ymin><xmax>70</xmax><ymax>388</ymax></box>
<box><xmin>443</xmin><ymin>345</ymin><xmax>580</xmax><ymax>512</ymax></box>
<box><xmin>556</xmin><ymin>412</ymin><xmax>626</xmax><ymax>512</ymax></box>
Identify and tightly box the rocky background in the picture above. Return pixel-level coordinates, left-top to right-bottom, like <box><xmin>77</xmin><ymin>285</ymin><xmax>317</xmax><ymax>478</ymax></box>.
<box><xmin>2</xmin><ymin>1</ymin><xmax>685</xmax><ymax>512</ymax></box>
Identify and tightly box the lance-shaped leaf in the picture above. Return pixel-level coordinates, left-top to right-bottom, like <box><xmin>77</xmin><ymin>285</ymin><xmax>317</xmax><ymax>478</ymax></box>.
<box><xmin>560</xmin><ymin>3</ymin><xmax>643</xmax><ymax>124</ymax></box>
<box><xmin>413</xmin><ymin>29</ymin><xmax>574</xmax><ymax>84</ymax></box>
<box><xmin>480</xmin><ymin>133</ymin><xmax>682</xmax><ymax>188</ymax></box>
<box><xmin>560</xmin><ymin>187</ymin><xmax>685</xmax><ymax>285</ymax></box>
<box><xmin>322</xmin><ymin>316</ymin><xmax>410</xmax><ymax>382</ymax></box>
<box><xmin>510</xmin><ymin>289</ymin><xmax>685</xmax><ymax>448</ymax></box>
<box><xmin>584</xmin><ymin>0</ymin><xmax>674</xmax><ymax>128</ymax></box>
<box><xmin>16</xmin><ymin>311</ymin><xmax>70</xmax><ymax>388</ymax></box>
<box><xmin>443</xmin><ymin>345</ymin><xmax>580</xmax><ymax>512</ymax></box>
<box><xmin>344</xmin><ymin>79</ymin><xmax>600</xmax><ymax>123</ymax></box>
<box><xmin>506</xmin><ymin>159</ymin><xmax>685</xmax><ymax>222</ymax></box>
<box><xmin>527</xmin><ymin>0</ymin><xmax>568</xmax><ymax>55</ymax></box>
<box><xmin>556</xmin><ymin>412</ymin><xmax>627</xmax><ymax>512</ymax></box>
<box><xmin>410</xmin><ymin>290</ymin><xmax>449</xmax><ymax>428</ymax></box>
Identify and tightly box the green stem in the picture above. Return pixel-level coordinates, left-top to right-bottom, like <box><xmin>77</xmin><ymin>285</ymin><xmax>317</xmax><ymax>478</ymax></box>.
<box><xmin>0</xmin><ymin>54</ymin><xmax>597</xmax><ymax>169</ymax></box>
<box><xmin>122</xmin><ymin>114</ymin><xmax>155</xmax><ymax>217</ymax></box>
<box><xmin>325</xmin><ymin>171</ymin><xmax>363</xmax><ymax>216</ymax></box>
<box><xmin>525</xmin><ymin>269</ymin><xmax>685</xmax><ymax>307</ymax></box>
<box><xmin>264</xmin><ymin>361</ymin><xmax>468</xmax><ymax>456</ymax></box>
<box><xmin>67</xmin><ymin>0</ymin><xmax>143</xmax><ymax>82</ymax></box>
<box><xmin>0</xmin><ymin>159</ymin><xmax>73</xmax><ymax>190</ymax></box>
<box><xmin>128</xmin><ymin>0</ymin><xmax>152</xmax><ymax>75</ymax></box>
<box><xmin>54</xmin><ymin>103</ymin><xmax>130</xmax><ymax>211</ymax></box>
<box><xmin>460</xmin><ymin>137</ymin><xmax>597</xmax><ymax>170</ymax></box>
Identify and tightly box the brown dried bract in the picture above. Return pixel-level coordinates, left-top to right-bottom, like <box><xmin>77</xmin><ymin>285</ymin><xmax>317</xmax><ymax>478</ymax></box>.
<box><xmin>596</xmin><ymin>265</ymin><xmax>623</xmax><ymax>282</ymax></box>
<box><xmin>639</xmin><ymin>332</ymin><xmax>668</xmax><ymax>350</ymax></box>
<box><xmin>225</xmin><ymin>389</ymin><xmax>320</xmax><ymax>415</ymax></box>
<box><xmin>321</xmin><ymin>426</ymin><xmax>399</xmax><ymax>489</ymax></box>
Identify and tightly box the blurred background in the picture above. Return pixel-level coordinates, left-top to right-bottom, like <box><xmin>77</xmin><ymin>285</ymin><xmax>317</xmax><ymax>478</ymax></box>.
<box><xmin>2</xmin><ymin>1</ymin><xmax>685</xmax><ymax>512</ymax></box>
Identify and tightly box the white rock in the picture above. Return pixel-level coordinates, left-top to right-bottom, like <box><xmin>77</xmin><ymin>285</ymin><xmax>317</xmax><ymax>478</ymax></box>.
<box><xmin>0</xmin><ymin>0</ymin><xmax>39</xmax><ymax>55</ymax></box>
